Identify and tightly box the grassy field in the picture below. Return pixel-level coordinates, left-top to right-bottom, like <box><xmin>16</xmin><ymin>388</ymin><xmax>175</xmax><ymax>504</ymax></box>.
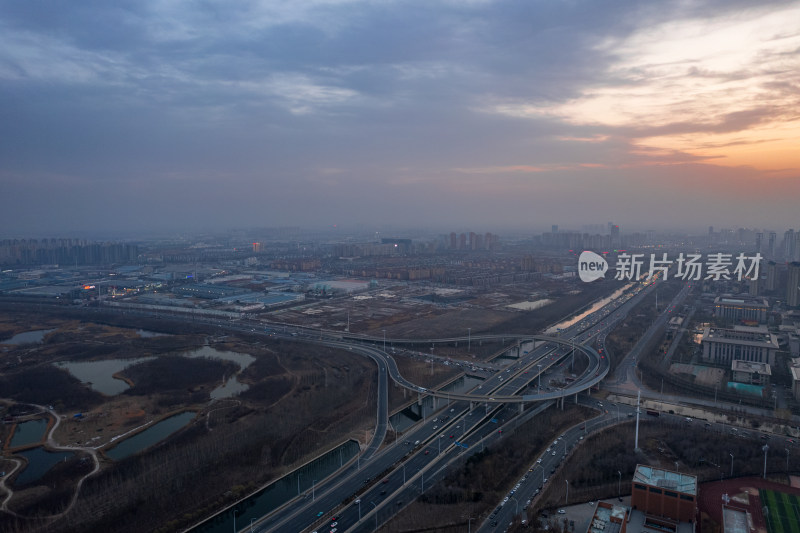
<box><xmin>760</xmin><ymin>489</ymin><xmax>800</xmax><ymax>533</ymax></box>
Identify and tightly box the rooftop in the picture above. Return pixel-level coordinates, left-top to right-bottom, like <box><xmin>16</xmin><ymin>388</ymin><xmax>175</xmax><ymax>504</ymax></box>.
<box><xmin>589</xmin><ymin>502</ymin><xmax>627</xmax><ymax>533</ymax></box>
<box><xmin>633</xmin><ymin>465</ymin><xmax>697</xmax><ymax>495</ymax></box>
<box><xmin>731</xmin><ymin>360</ymin><xmax>771</xmax><ymax>375</ymax></box>
<box><xmin>722</xmin><ymin>506</ymin><xmax>750</xmax><ymax>533</ymax></box>
<box><xmin>701</xmin><ymin>326</ymin><xmax>778</xmax><ymax>349</ymax></box>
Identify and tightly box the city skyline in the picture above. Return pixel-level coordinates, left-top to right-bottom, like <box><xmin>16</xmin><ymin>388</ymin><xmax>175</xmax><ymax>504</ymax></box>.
<box><xmin>2</xmin><ymin>0</ymin><xmax>799</xmax><ymax>234</ymax></box>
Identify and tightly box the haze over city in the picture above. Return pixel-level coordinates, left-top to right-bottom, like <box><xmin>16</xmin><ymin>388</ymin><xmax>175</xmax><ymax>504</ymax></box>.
<box><xmin>2</xmin><ymin>0</ymin><xmax>799</xmax><ymax>234</ymax></box>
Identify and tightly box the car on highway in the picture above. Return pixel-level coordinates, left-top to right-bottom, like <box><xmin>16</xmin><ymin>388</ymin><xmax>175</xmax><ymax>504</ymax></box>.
<box><xmin>558</xmin><ymin>509</ymin><xmax>566</xmax><ymax>514</ymax></box>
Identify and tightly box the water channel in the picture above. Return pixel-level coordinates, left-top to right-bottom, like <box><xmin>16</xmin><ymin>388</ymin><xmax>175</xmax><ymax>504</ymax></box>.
<box><xmin>106</xmin><ymin>411</ymin><xmax>196</xmax><ymax>461</ymax></box>
<box><xmin>189</xmin><ymin>439</ymin><xmax>360</xmax><ymax>533</ymax></box>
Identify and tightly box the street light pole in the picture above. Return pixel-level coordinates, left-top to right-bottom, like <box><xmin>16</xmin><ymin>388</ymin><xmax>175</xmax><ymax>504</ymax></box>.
<box><xmin>383</xmin><ymin>329</ymin><xmax>386</xmax><ymax>352</ymax></box>
<box><xmin>786</xmin><ymin>448</ymin><xmax>790</xmax><ymax>473</ymax></box>
<box><xmin>233</xmin><ymin>510</ymin><xmax>238</xmax><ymax>533</ymax></box>
<box><xmin>469</xmin><ymin>517</ymin><xmax>475</xmax><ymax>533</ymax></box>
<box><xmin>250</xmin><ymin>518</ymin><xmax>255</xmax><ymax>533</ymax></box>
<box><xmin>565</xmin><ymin>480</ymin><xmax>569</xmax><ymax>505</ymax></box>
<box><xmin>763</xmin><ymin>444</ymin><xmax>769</xmax><ymax>479</ymax></box>
<box><xmin>297</xmin><ymin>473</ymin><xmax>301</xmax><ymax>496</ymax></box>
<box><xmin>356</xmin><ymin>499</ymin><xmax>361</xmax><ymax>520</ymax></box>
<box><xmin>617</xmin><ymin>471</ymin><xmax>622</xmax><ymax>498</ymax></box>
<box><xmin>730</xmin><ymin>453</ymin><xmax>734</xmax><ymax>477</ymax></box>
<box><xmin>468</xmin><ymin>328</ymin><xmax>471</xmax><ymax>352</ymax></box>
<box><xmin>538</xmin><ymin>364</ymin><xmax>542</xmax><ymax>392</ymax></box>
<box><xmin>371</xmin><ymin>502</ymin><xmax>377</xmax><ymax>530</ymax></box>
<box><xmin>312</xmin><ymin>479</ymin><xmax>316</xmax><ymax>501</ymax></box>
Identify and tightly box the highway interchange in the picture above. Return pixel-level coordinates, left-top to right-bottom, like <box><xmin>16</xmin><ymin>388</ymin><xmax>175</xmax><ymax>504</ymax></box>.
<box><xmin>231</xmin><ymin>278</ymin><xmax>666</xmax><ymax>533</ymax></box>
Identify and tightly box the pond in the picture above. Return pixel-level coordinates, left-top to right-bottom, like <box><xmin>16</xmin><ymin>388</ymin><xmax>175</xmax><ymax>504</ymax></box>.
<box><xmin>55</xmin><ymin>357</ymin><xmax>154</xmax><ymax>396</ymax></box>
<box><xmin>14</xmin><ymin>447</ymin><xmax>74</xmax><ymax>485</ymax></box>
<box><xmin>184</xmin><ymin>346</ymin><xmax>256</xmax><ymax>399</ymax></box>
<box><xmin>106</xmin><ymin>411</ymin><xmax>196</xmax><ymax>461</ymax></box>
<box><xmin>53</xmin><ymin>345</ymin><xmax>256</xmax><ymax>398</ymax></box>
<box><xmin>9</xmin><ymin>419</ymin><xmax>49</xmax><ymax>448</ymax></box>
<box><xmin>2</xmin><ymin>328</ymin><xmax>56</xmax><ymax>345</ymax></box>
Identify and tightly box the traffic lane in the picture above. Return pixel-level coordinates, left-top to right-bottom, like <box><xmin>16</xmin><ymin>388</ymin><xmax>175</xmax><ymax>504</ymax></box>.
<box><xmin>313</xmin><ymin>407</ymin><xmax>477</xmax><ymax>532</ymax></box>
<box><xmin>267</xmin><ymin>413</ymin><xmax>449</xmax><ymax>533</ymax></box>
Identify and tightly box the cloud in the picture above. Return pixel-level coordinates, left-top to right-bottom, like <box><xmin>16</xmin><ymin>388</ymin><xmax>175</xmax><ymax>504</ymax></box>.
<box><xmin>1</xmin><ymin>0</ymin><xmax>799</xmax><ymax>235</ymax></box>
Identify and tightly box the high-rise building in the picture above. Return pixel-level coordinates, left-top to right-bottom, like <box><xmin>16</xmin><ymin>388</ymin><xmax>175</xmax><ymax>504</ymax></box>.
<box><xmin>768</xmin><ymin>232</ymin><xmax>776</xmax><ymax>258</ymax></box>
<box><xmin>551</xmin><ymin>224</ymin><xmax>559</xmax><ymax>233</ymax></box>
<box><xmin>795</xmin><ymin>232</ymin><xmax>800</xmax><ymax>262</ymax></box>
<box><xmin>749</xmin><ymin>278</ymin><xmax>759</xmax><ymax>296</ymax></box>
<box><xmin>766</xmin><ymin>261</ymin><xmax>777</xmax><ymax>292</ymax></box>
<box><xmin>788</xmin><ymin>262</ymin><xmax>800</xmax><ymax>307</ymax></box>
<box><xmin>755</xmin><ymin>233</ymin><xmax>763</xmax><ymax>254</ymax></box>
<box><xmin>784</xmin><ymin>229</ymin><xmax>796</xmax><ymax>260</ymax></box>
<box><xmin>611</xmin><ymin>224</ymin><xmax>620</xmax><ymax>247</ymax></box>
<box><xmin>449</xmin><ymin>232</ymin><xmax>457</xmax><ymax>250</ymax></box>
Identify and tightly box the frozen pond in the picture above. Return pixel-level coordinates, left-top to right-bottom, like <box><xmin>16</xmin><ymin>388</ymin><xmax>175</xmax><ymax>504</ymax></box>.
<box><xmin>507</xmin><ymin>299</ymin><xmax>554</xmax><ymax>311</ymax></box>
<box><xmin>136</xmin><ymin>329</ymin><xmax>169</xmax><ymax>338</ymax></box>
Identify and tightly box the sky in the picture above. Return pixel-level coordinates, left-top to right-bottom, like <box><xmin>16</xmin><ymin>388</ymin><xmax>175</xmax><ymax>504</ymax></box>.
<box><xmin>1</xmin><ymin>0</ymin><xmax>799</xmax><ymax>237</ymax></box>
